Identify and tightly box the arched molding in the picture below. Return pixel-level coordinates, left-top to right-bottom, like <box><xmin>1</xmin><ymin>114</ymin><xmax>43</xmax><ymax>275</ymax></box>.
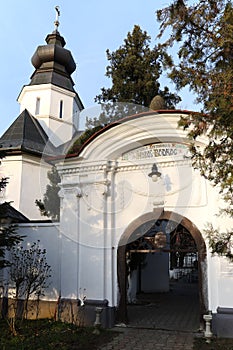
<box><xmin>79</xmin><ymin>112</ymin><xmax>210</xmax><ymax>161</ymax></box>
<box><xmin>118</xmin><ymin>209</ymin><xmax>164</xmax><ymax>247</ymax></box>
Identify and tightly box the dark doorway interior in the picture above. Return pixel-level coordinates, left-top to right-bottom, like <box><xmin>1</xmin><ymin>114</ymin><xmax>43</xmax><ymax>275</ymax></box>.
<box><xmin>117</xmin><ymin>214</ymin><xmax>206</xmax><ymax>330</ymax></box>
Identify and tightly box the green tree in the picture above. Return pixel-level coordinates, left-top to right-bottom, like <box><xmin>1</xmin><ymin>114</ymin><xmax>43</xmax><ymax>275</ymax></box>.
<box><xmin>35</xmin><ymin>166</ymin><xmax>61</xmax><ymax>221</ymax></box>
<box><xmin>156</xmin><ymin>0</ymin><xmax>233</xmax><ymax>258</ymax></box>
<box><xmin>0</xmin><ymin>151</ymin><xmax>23</xmax><ymax>269</ymax></box>
<box><xmin>87</xmin><ymin>25</ymin><xmax>180</xmax><ymax>127</ymax></box>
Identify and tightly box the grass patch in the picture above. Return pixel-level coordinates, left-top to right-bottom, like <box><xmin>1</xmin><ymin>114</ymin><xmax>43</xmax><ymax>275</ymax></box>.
<box><xmin>0</xmin><ymin>319</ymin><xmax>118</xmax><ymax>350</ymax></box>
<box><xmin>194</xmin><ymin>337</ymin><xmax>233</xmax><ymax>350</ymax></box>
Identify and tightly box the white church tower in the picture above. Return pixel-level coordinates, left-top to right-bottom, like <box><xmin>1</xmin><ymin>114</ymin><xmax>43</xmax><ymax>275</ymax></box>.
<box><xmin>17</xmin><ymin>8</ymin><xmax>83</xmax><ymax>147</ymax></box>
<box><xmin>0</xmin><ymin>8</ymin><xmax>84</xmax><ymax>219</ymax></box>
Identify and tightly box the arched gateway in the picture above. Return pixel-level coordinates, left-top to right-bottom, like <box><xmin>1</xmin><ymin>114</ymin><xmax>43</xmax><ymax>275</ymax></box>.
<box><xmin>117</xmin><ymin>210</ymin><xmax>207</xmax><ymax>325</ymax></box>
<box><xmin>57</xmin><ymin>109</ymin><xmax>233</xmax><ymax>335</ymax></box>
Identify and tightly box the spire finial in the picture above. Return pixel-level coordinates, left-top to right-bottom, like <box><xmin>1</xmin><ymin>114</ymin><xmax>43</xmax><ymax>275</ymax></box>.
<box><xmin>54</xmin><ymin>6</ymin><xmax>60</xmax><ymax>31</ymax></box>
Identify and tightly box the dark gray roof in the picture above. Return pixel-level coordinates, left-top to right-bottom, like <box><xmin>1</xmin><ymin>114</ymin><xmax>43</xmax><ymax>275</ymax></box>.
<box><xmin>29</xmin><ymin>30</ymin><xmax>77</xmax><ymax>93</ymax></box>
<box><xmin>0</xmin><ymin>202</ymin><xmax>30</xmax><ymax>223</ymax></box>
<box><xmin>0</xmin><ymin>109</ymin><xmax>56</xmax><ymax>156</ymax></box>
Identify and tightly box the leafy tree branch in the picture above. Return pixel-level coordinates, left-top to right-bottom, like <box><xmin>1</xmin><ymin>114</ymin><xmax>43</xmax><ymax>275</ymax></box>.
<box><xmin>156</xmin><ymin>0</ymin><xmax>233</xmax><ymax>259</ymax></box>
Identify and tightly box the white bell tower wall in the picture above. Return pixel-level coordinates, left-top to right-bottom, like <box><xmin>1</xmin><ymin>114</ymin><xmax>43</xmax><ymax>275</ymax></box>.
<box><xmin>18</xmin><ymin>84</ymin><xmax>81</xmax><ymax>146</ymax></box>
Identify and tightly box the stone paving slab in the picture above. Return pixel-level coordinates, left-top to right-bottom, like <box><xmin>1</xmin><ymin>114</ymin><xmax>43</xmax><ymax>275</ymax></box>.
<box><xmin>99</xmin><ymin>328</ymin><xmax>194</xmax><ymax>350</ymax></box>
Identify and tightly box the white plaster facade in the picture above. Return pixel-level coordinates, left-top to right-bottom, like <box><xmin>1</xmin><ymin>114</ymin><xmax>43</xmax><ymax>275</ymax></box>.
<box><xmin>55</xmin><ymin>111</ymin><xmax>233</xmax><ymax>319</ymax></box>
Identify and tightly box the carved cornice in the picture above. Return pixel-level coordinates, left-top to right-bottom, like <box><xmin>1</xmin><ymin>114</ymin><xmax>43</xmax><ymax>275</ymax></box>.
<box><xmin>59</xmin><ymin>163</ymin><xmax>107</xmax><ymax>176</ymax></box>
<box><xmin>116</xmin><ymin>159</ymin><xmax>191</xmax><ymax>173</ymax></box>
<box><xmin>59</xmin><ymin>159</ymin><xmax>191</xmax><ymax>176</ymax></box>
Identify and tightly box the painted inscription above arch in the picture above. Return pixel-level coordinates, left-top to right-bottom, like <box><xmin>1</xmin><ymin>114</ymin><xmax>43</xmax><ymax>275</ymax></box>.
<box><xmin>121</xmin><ymin>143</ymin><xmax>190</xmax><ymax>161</ymax></box>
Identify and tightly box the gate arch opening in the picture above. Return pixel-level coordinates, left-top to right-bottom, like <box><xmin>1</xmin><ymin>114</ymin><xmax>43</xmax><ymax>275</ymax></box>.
<box><xmin>117</xmin><ymin>210</ymin><xmax>207</xmax><ymax>326</ymax></box>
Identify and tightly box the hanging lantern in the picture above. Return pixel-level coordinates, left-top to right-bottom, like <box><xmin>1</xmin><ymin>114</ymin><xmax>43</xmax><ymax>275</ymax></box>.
<box><xmin>154</xmin><ymin>231</ymin><xmax>167</xmax><ymax>249</ymax></box>
<box><xmin>148</xmin><ymin>163</ymin><xmax>161</xmax><ymax>182</ymax></box>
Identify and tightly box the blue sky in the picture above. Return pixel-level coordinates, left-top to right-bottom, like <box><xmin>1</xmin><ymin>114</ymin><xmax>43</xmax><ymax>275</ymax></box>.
<box><xmin>0</xmin><ymin>1</ymin><xmax>199</xmax><ymax>135</ymax></box>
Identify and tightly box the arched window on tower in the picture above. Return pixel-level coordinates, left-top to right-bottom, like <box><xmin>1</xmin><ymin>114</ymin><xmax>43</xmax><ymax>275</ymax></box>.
<box><xmin>59</xmin><ymin>100</ymin><xmax>63</xmax><ymax>119</ymax></box>
<box><xmin>35</xmin><ymin>97</ymin><xmax>40</xmax><ymax>115</ymax></box>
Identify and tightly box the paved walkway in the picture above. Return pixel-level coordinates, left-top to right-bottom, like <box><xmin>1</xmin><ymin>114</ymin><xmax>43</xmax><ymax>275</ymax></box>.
<box><xmin>99</xmin><ymin>281</ymin><xmax>201</xmax><ymax>349</ymax></box>
<box><xmin>127</xmin><ymin>281</ymin><xmax>200</xmax><ymax>331</ymax></box>
<box><xmin>100</xmin><ymin>328</ymin><xmax>194</xmax><ymax>350</ymax></box>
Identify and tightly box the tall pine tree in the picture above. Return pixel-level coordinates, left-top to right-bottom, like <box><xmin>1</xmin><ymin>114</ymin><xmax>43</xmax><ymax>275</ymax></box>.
<box><xmin>86</xmin><ymin>25</ymin><xmax>180</xmax><ymax>127</ymax></box>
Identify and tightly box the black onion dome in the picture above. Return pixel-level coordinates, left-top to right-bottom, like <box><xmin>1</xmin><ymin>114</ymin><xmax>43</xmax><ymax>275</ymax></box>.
<box><xmin>29</xmin><ymin>30</ymin><xmax>76</xmax><ymax>91</ymax></box>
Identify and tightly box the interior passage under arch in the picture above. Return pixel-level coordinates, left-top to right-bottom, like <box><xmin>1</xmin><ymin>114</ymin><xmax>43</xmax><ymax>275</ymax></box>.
<box><xmin>117</xmin><ymin>211</ymin><xmax>207</xmax><ymax>329</ymax></box>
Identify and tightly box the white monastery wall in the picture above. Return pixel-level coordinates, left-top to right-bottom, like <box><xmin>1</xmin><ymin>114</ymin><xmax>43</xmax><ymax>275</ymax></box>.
<box><xmin>0</xmin><ymin>155</ymin><xmax>22</xmax><ymax>209</ymax></box>
<box><xmin>17</xmin><ymin>223</ymin><xmax>61</xmax><ymax>301</ymax></box>
<box><xmin>1</xmin><ymin>154</ymin><xmax>51</xmax><ymax>220</ymax></box>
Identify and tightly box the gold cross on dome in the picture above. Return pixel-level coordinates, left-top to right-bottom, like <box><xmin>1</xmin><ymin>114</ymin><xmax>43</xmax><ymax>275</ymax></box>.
<box><xmin>54</xmin><ymin>6</ymin><xmax>60</xmax><ymax>30</ymax></box>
